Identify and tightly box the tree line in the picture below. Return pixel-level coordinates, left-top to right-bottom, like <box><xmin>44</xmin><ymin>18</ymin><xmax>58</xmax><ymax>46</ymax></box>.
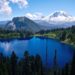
<box><xmin>0</xmin><ymin>28</ymin><xmax>33</xmax><ymax>39</ymax></box>
<box><xmin>0</xmin><ymin>50</ymin><xmax>75</xmax><ymax>75</ymax></box>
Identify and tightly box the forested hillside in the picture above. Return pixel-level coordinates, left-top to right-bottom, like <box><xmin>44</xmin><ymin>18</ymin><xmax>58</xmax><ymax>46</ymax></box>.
<box><xmin>36</xmin><ymin>26</ymin><xmax>75</xmax><ymax>47</ymax></box>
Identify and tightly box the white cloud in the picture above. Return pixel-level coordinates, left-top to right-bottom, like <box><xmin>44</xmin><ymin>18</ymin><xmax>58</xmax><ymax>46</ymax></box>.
<box><xmin>25</xmin><ymin>12</ymin><xmax>45</xmax><ymax>20</ymax></box>
<box><xmin>0</xmin><ymin>0</ymin><xmax>28</xmax><ymax>15</ymax></box>
<box><xmin>0</xmin><ymin>0</ymin><xmax>12</xmax><ymax>15</ymax></box>
<box><xmin>10</xmin><ymin>0</ymin><xmax>28</xmax><ymax>8</ymax></box>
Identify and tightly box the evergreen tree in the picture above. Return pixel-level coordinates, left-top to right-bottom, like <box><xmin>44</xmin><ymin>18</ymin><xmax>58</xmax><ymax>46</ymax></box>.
<box><xmin>61</xmin><ymin>68</ymin><xmax>65</xmax><ymax>75</ymax></box>
<box><xmin>70</xmin><ymin>52</ymin><xmax>75</xmax><ymax>75</ymax></box>
<box><xmin>23</xmin><ymin>51</ymin><xmax>30</xmax><ymax>75</ymax></box>
<box><xmin>35</xmin><ymin>54</ymin><xmax>43</xmax><ymax>75</ymax></box>
<box><xmin>53</xmin><ymin>50</ymin><xmax>57</xmax><ymax>75</ymax></box>
<box><xmin>0</xmin><ymin>53</ymin><xmax>8</xmax><ymax>75</ymax></box>
<box><xmin>10</xmin><ymin>51</ymin><xmax>17</xmax><ymax>75</ymax></box>
<box><xmin>17</xmin><ymin>59</ymin><xmax>24</xmax><ymax>75</ymax></box>
<box><xmin>5</xmin><ymin>56</ymin><xmax>11</xmax><ymax>75</ymax></box>
<box><xmin>30</xmin><ymin>55</ymin><xmax>35</xmax><ymax>75</ymax></box>
<box><xmin>64</xmin><ymin>63</ymin><xmax>69</xmax><ymax>75</ymax></box>
<box><xmin>0</xmin><ymin>53</ymin><xmax>4</xmax><ymax>75</ymax></box>
<box><xmin>60</xmin><ymin>31</ymin><xmax>66</xmax><ymax>41</ymax></box>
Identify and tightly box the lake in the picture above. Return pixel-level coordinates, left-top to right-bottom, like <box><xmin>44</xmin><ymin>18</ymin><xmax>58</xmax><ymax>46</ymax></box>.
<box><xmin>0</xmin><ymin>37</ymin><xmax>74</xmax><ymax>67</ymax></box>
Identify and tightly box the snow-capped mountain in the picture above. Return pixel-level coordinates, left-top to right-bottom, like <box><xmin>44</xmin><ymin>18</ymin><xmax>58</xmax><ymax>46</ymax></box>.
<box><xmin>25</xmin><ymin>11</ymin><xmax>75</xmax><ymax>29</ymax></box>
<box><xmin>44</xmin><ymin>11</ymin><xmax>75</xmax><ymax>23</ymax></box>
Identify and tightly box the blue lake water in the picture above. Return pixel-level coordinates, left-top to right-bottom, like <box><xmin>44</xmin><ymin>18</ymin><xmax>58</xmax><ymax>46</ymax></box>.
<box><xmin>0</xmin><ymin>37</ymin><xmax>74</xmax><ymax>67</ymax></box>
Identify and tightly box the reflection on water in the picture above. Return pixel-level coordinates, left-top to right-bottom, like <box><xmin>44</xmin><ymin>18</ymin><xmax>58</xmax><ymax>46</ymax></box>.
<box><xmin>0</xmin><ymin>37</ymin><xmax>73</xmax><ymax>67</ymax></box>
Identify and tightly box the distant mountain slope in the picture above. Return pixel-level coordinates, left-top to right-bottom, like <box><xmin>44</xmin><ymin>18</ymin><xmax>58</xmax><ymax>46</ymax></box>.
<box><xmin>0</xmin><ymin>21</ymin><xmax>9</xmax><ymax>28</ymax></box>
<box><xmin>5</xmin><ymin>17</ymin><xmax>41</xmax><ymax>33</ymax></box>
<box><xmin>0</xmin><ymin>21</ymin><xmax>8</xmax><ymax>25</ymax></box>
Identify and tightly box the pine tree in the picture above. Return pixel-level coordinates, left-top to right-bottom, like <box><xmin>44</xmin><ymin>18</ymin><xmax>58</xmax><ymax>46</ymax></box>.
<box><xmin>70</xmin><ymin>52</ymin><xmax>75</xmax><ymax>75</ymax></box>
<box><xmin>64</xmin><ymin>63</ymin><xmax>69</xmax><ymax>75</ymax></box>
<box><xmin>30</xmin><ymin>55</ymin><xmax>35</xmax><ymax>75</ymax></box>
<box><xmin>53</xmin><ymin>49</ymin><xmax>57</xmax><ymax>75</ymax></box>
<box><xmin>0</xmin><ymin>53</ymin><xmax>3</xmax><ymax>75</ymax></box>
<box><xmin>23</xmin><ymin>51</ymin><xmax>30</xmax><ymax>75</ymax></box>
<box><xmin>61</xmin><ymin>68</ymin><xmax>65</xmax><ymax>75</ymax></box>
<box><xmin>35</xmin><ymin>54</ymin><xmax>43</xmax><ymax>75</ymax></box>
<box><xmin>10</xmin><ymin>51</ymin><xmax>17</xmax><ymax>75</ymax></box>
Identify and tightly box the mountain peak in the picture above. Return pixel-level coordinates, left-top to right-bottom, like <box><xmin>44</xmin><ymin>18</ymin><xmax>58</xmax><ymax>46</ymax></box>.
<box><xmin>43</xmin><ymin>11</ymin><xmax>75</xmax><ymax>22</ymax></box>
<box><xmin>50</xmin><ymin>11</ymin><xmax>69</xmax><ymax>17</ymax></box>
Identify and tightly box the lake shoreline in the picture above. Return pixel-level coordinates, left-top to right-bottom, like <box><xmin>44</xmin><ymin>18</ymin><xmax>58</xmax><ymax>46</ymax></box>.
<box><xmin>0</xmin><ymin>36</ymin><xmax>74</xmax><ymax>50</ymax></box>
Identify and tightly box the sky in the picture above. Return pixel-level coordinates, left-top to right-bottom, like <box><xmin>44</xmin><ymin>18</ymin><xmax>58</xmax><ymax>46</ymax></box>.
<box><xmin>0</xmin><ymin>0</ymin><xmax>75</xmax><ymax>21</ymax></box>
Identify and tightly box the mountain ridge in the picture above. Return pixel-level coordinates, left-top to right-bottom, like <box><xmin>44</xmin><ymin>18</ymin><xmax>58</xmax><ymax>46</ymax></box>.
<box><xmin>1</xmin><ymin>17</ymin><xmax>41</xmax><ymax>33</ymax></box>
<box><xmin>31</xmin><ymin>11</ymin><xmax>75</xmax><ymax>28</ymax></box>
<box><xmin>0</xmin><ymin>11</ymin><xmax>75</xmax><ymax>32</ymax></box>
